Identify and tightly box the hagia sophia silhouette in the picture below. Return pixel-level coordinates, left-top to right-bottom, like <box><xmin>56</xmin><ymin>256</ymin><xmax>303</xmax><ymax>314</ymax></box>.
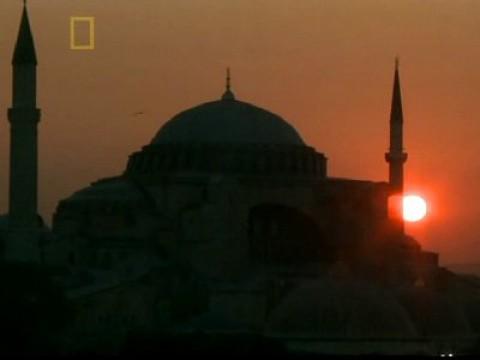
<box><xmin>2</xmin><ymin>3</ymin><xmax>480</xmax><ymax>355</ymax></box>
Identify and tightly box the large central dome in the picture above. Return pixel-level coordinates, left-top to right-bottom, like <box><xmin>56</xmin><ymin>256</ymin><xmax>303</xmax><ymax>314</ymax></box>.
<box><xmin>124</xmin><ymin>85</ymin><xmax>326</xmax><ymax>178</ymax></box>
<box><xmin>151</xmin><ymin>96</ymin><xmax>305</xmax><ymax>146</ymax></box>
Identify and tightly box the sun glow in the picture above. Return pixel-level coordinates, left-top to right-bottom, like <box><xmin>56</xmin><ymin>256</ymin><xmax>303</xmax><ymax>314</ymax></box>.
<box><xmin>403</xmin><ymin>195</ymin><xmax>427</xmax><ymax>222</ymax></box>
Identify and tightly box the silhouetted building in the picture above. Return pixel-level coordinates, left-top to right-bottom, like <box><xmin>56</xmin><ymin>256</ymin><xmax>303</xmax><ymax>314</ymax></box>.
<box><xmin>49</xmin><ymin>72</ymin><xmax>421</xmax><ymax>271</ymax></box>
<box><xmin>45</xmin><ymin>65</ymin><xmax>443</xmax><ymax>349</ymax></box>
<box><xmin>2</xmin><ymin>4</ymin><xmax>479</xmax><ymax>356</ymax></box>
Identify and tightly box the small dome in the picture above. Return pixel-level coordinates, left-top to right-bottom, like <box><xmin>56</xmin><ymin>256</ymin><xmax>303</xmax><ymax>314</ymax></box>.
<box><xmin>151</xmin><ymin>99</ymin><xmax>305</xmax><ymax>146</ymax></box>
<box><xmin>396</xmin><ymin>287</ymin><xmax>472</xmax><ymax>337</ymax></box>
<box><xmin>267</xmin><ymin>277</ymin><xmax>417</xmax><ymax>338</ymax></box>
<box><xmin>57</xmin><ymin>177</ymin><xmax>156</xmax><ymax>210</ymax></box>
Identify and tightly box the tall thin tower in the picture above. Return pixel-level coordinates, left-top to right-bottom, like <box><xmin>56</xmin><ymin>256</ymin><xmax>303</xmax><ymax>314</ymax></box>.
<box><xmin>385</xmin><ymin>59</ymin><xmax>408</xmax><ymax>193</ymax></box>
<box><xmin>5</xmin><ymin>2</ymin><xmax>41</xmax><ymax>262</ymax></box>
<box><xmin>385</xmin><ymin>59</ymin><xmax>408</xmax><ymax>235</ymax></box>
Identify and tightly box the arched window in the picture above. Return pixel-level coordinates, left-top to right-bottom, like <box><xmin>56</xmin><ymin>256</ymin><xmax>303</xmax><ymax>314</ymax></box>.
<box><xmin>248</xmin><ymin>204</ymin><xmax>333</xmax><ymax>265</ymax></box>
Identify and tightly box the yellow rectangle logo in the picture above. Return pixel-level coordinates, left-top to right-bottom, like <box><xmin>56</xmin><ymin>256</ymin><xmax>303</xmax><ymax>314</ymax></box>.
<box><xmin>70</xmin><ymin>17</ymin><xmax>95</xmax><ymax>50</ymax></box>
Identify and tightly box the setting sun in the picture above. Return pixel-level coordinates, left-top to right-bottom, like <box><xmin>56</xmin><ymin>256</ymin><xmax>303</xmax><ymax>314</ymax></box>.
<box><xmin>403</xmin><ymin>195</ymin><xmax>427</xmax><ymax>222</ymax></box>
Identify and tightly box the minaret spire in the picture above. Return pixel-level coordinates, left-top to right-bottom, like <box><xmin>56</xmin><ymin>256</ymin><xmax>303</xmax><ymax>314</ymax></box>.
<box><xmin>5</xmin><ymin>2</ymin><xmax>42</xmax><ymax>262</ymax></box>
<box><xmin>390</xmin><ymin>57</ymin><xmax>403</xmax><ymax>127</ymax></box>
<box><xmin>221</xmin><ymin>67</ymin><xmax>235</xmax><ymax>100</ymax></box>
<box><xmin>13</xmin><ymin>1</ymin><xmax>37</xmax><ymax>65</ymax></box>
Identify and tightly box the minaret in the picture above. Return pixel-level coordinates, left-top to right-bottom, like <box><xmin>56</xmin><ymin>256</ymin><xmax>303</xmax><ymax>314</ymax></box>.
<box><xmin>385</xmin><ymin>59</ymin><xmax>408</xmax><ymax>236</ymax></box>
<box><xmin>385</xmin><ymin>59</ymin><xmax>408</xmax><ymax>193</ymax></box>
<box><xmin>5</xmin><ymin>2</ymin><xmax>41</xmax><ymax>262</ymax></box>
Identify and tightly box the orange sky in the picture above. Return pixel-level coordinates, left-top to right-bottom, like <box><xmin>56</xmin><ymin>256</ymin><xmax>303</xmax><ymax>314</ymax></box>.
<box><xmin>1</xmin><ymin>0</ymin><xmax>480</xmax><ymax>265</ymax></box>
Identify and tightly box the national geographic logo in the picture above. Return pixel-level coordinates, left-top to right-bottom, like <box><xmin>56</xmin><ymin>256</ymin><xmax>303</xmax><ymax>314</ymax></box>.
<box><xmin>70</xmin><ymin>16</ymin><xmax>95</xmax><ymax>50</ymax></box>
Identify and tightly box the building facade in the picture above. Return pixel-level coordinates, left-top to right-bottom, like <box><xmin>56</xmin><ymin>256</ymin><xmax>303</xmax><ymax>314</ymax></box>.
<box><xmin>6</xmin><ymin>4</ymin><xmax>480</xmax><ymax>356</ymax></box>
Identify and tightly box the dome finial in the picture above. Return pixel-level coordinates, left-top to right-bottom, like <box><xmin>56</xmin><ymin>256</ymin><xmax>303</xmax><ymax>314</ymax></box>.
<box><xmin>222</xmin><ymin>67</ymin><xmax>235</xmax><ymax>101</ymax></box>
<box><xmin>226</xmin><ymin>67</ymin><xmax>231</xmax><ymax>91</ymax></box>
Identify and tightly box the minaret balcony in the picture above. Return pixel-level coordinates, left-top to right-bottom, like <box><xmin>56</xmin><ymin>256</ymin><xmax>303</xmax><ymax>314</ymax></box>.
<box><xmin>385</xmin><ymin>152</ymin><xmax>408</xmax><ymax>163</ymax></box>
